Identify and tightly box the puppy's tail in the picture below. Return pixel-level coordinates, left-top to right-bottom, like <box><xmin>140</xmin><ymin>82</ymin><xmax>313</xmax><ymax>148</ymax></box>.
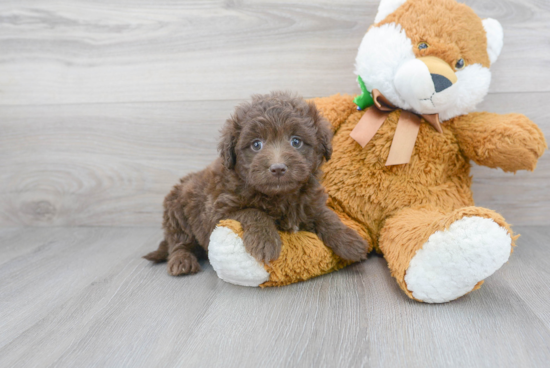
<box><xmin>143</xmin><ymin>240</ymin><xmax>169</xmax><ymax>263</ymax></box>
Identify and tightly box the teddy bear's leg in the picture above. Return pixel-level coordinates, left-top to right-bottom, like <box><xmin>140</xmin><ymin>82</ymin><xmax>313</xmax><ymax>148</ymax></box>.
<box><xmin>208</xmin><ymin>220</ymin><xmax>270</xmax><ymax>287</ymax></box>
<box><xmin>379</xmin><ymin>206</ymin><xmax>517</xmax><ymax>303</ymax></box>
<box><xmin>208</xmin><ymin>220</ymin><xmax>352</xmax><ymax>287</ymax></box>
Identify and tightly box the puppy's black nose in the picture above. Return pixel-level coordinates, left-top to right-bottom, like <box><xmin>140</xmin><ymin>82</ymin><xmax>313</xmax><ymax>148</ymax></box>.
<box><xmin>270</xmin><ymin>163</ymin><xmax>287</xmax><ymax>177</ymax></box>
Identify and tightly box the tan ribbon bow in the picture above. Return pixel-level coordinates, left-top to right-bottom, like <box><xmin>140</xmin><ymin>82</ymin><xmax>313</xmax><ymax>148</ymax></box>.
<box><xmin>350</xmin><ymin>89</ymin><xmax>443</xmax><ymax>166</ymax></box>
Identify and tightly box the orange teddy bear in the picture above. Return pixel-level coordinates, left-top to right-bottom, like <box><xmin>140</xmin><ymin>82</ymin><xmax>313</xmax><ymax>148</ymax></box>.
<box><xmin>208</xmin><ymin>0</ymin><xmax>547</xmax><ymax>303</ymax></box>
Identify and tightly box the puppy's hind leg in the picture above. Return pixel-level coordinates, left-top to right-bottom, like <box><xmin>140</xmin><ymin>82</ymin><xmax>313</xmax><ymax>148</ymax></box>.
<box><xmin>143</xmin><ymin>240</ymin><xmax>169</xmax><ymax>263</ymax></box>
<box><xmin>158</xmin><ymin>181</ymin><xmax>202</xmax><ymax>276</ymax></box>
<box><xmin>168</xmin><ymin>246</ymin><xmax>201</xmax><ymax>276</ymax></box>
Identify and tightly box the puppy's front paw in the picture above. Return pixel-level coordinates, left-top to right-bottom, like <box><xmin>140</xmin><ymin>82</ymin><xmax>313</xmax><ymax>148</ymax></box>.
<box><xmin>167</xmin><ymin>249</ymin><xmax>201</xmax><ymax>276</ymax></box>
<box><xmin>243</xmin><ymin>227</ymin><xmax>282</xmax><ymax>263</ymax></box>
<box><xmin>324</xmin><ymin>228</ymin><xmax>368</xmax><ymax>262</ymax></box>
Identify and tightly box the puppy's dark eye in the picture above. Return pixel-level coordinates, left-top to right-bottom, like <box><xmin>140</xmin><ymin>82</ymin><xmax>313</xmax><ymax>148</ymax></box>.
<box><xmin>290</xmin><ymin>136</ymin><xmax>303</xmax><ymax>149</ymax></box>
<box><xmin>251</xmin><ymin>140</ymin><xmax>263</xmax><ymax>152</ymax></box>
<box><xmin>455</xmin><ymin>58</ymin><xmax>465</xmax><ymax>70</ymax></box>
<box><xmin>418</xmin><ymin>42</ymin><xmax>429</xmax><ymax>50</ymax></box>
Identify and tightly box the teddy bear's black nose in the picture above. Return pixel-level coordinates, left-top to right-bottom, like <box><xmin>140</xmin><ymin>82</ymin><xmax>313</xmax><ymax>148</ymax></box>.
<box><xmin>270</xmin><ymin>163</ymin><xmax>287</xmax><ymax>177</ymax></box>
<box><xmin>431</xmin><ymin>73</ymin><xmax>454</xmax><ymax>93</ymax></box>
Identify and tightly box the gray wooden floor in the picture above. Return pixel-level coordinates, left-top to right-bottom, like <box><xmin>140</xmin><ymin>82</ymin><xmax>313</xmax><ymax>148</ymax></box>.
<box><xmin>1</xmin><ymin>0</ymin><xmax>549</xmax><ymax>367</ymax></box>
<box><xmin>1</xmin><ymin>226</ymin><xmax>549</xmax><ymax>368</ymax></box>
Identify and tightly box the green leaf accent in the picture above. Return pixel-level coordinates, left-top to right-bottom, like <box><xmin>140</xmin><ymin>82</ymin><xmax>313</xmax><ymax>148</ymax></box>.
<box><xmin>353</xmin><ymin>75</ymin><xmax>374</xmax><ymax>110</ymax></box>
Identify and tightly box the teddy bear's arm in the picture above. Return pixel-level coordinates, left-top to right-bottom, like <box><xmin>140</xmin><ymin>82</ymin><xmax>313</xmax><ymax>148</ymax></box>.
<box><xmin>308</xmin><ymin>94</ymin><xmax>357</xmax><ymax>133</ymax></box>
<box><xmin>449</xmin><ymin>112</ymin><xmax>547</xmax><ymax>172</ymax></box>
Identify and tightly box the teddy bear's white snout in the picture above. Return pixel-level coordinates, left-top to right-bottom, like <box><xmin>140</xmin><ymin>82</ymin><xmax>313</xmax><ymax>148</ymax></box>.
<box><xmin>393</xmin><ymin>58</ymin><xmax>457</xmax><ymax>115</ymax></box>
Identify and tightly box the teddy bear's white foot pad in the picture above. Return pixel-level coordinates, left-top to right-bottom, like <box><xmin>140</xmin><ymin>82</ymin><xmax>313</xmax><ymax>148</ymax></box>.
<box><xmin>404</xmin><ymin>216</ymin><xmax>512</xmax><ymax>303</ymax></box>
<box><xmin>208</xmin><ymin>226</ymin><xmax>269</xmax><ymax>287</ymax></box>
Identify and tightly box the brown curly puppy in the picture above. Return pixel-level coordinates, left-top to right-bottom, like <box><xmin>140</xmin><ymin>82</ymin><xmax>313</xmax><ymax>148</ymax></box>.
<box><xmin>144</xmin><ymin>91</ymin><xmax>368</xmax><ymax>276</ymax></box>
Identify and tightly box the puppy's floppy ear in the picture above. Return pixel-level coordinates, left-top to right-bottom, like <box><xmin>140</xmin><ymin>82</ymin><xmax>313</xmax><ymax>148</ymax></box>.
<box><xmin>218</xmin><ymin>115</ymin><xmax>239</xmax><ymax>170</ymax></box>
<box><xmin>308</xmin><ymin>101</ymin><xmax>333</xmax><ymax>161</ymax></box>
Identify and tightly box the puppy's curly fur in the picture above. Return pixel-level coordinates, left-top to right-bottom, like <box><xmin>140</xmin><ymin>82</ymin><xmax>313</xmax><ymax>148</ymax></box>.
<box><xmin>144</xmin><ymin>91</ymin><xmax>368</xmax><ymax>276</ymax></box>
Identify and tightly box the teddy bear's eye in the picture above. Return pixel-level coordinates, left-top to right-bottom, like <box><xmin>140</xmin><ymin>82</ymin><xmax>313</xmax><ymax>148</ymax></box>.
<box><xmin>251</xmin><ymin>140</ymin><xmax>263</xmax><ymax>152</ymax></box>
<box><xmin>418</xmin><ymin>42</ymin><xmax>429</xmax><ymax>50</ymax></box>
<box><xmin>455</xmin><ymin>58</ymin><xmax>465</xmax><ymax>70</ymax></box>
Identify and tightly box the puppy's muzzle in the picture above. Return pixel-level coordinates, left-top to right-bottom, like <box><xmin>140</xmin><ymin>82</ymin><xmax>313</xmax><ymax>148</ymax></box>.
<box><xmin>270</xmin><ymin>163</ymin><xmax>287</xmax><ymax>177</ymax></box>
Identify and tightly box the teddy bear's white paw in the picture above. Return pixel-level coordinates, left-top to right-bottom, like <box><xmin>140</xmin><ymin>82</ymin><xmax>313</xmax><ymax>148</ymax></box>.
<box><xmin>404</xmin><ymin>216</ymin><xmax>512</xmax><ymax>303</ymax></box>
<box><xmin>208</xmin><ymin>225</ymin><xmax>270</xmax><ymax>287</ymax></box>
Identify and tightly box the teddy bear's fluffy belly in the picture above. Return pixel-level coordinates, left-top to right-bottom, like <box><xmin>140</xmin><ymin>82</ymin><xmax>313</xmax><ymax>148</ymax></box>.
<box><xmin>322</xmin><ymin>112</ymin><xmax>474</xmax><ymax>247</ymax></box>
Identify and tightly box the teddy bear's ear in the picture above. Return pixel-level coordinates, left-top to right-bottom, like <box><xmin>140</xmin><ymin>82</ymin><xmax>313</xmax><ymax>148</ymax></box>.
<box><xmin>482</xmin><ymin>18</ymin><xmax>504</xmax><ymax>65</ymax></box>
<box><xmin>374</xmin><ymin>0</ymin><xmax>407</xmax><ymax>23</ymax></box>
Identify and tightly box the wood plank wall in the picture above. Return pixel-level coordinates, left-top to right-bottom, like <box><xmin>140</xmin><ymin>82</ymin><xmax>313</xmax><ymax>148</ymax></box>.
<box><xmin>0</xmin><ymin>0</ymin><xmax>548</xmax><ymax>227</ymax></box>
